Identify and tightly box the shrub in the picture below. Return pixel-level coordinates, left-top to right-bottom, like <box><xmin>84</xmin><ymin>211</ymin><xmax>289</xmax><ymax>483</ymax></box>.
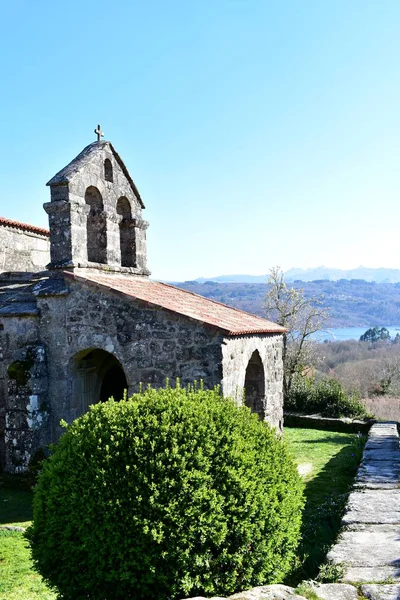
<box><xmin>27</xmin><ymin>385</ymin><xmax>304</xmax><ymax>600</ymax></box>
<box><xmin>285</xmin><ymin>375</ymin><xmax>369</xmax><ymax>418</ymax></box>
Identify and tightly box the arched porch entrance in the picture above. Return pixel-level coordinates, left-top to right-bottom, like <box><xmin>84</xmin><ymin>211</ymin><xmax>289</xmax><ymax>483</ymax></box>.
<box><xmin>71</xmin><ymin>349</ymin><xmax>128</xmax><ymax>415</ymax></box>
<box><xmin>244</xmin><ymin>350</ymin><xmax>266</xmax><ymax>420</ymax></box>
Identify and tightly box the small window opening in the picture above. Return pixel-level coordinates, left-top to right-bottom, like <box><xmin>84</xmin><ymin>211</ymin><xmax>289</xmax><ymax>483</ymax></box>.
<box><xmin>104</xmin><ymin>159</ymin><xmax>113</xmax><ymax>182</ymax></box>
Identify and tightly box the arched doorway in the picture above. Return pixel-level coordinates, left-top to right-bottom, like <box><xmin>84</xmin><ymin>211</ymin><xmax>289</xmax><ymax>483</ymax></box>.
<box><xmin>244</xmin><ymin>350</ymin><xmax>265</xmax><ymax>420</ymax></box>
<box><xmin>71</xmin><ymin>349</ymin><xmax>128</xmax><ymax>415</ymax></box>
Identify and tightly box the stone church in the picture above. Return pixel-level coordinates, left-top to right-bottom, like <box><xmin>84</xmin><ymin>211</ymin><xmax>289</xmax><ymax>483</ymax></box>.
<box><xmin>0</xmin><ymin>131</ymin><xmax>285</xmax><ymax>473</ymax></box>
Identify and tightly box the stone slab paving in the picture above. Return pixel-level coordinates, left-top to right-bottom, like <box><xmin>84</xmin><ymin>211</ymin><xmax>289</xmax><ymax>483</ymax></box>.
<box><xmin>309</xmin><ymin>583</ymin><xmax>358</xmax><ymax>599</ymax></box>
<box><xmin>228</xmin><ymin>586</ymin><xmax>307</xmax><ymax>599</ymax></box>
<box><xmin>362</xmin><ymin>449</ymin><xmax>400</xmax><ymax>462</ymax></box>
<box><xmin>342</xmin><ymin>489</ymin><xmax>400</xmax><ymax>525</ymax></box>
<box><xmin>181</xmin><ymin>583</ymin><xmax>361</xmax><ymax>600</ymax></box>
<box><xmin>181</xmin><ymin>586</ymin><xmax>308</xmax><ymax>599</ymax></box>
<box><xmin>361</xmin><ymin>585</ymin><xmax>400</xmax><ymax>600</ymax></box>
<box><xmin>327</xmin><ymin>422</ymin><xmax>400</xmax><ymax>596</ymax></box>
<box><xmin>356</xmin><ymin>462</ymin><xmax>400</xmax><ymax>487</ymax></box>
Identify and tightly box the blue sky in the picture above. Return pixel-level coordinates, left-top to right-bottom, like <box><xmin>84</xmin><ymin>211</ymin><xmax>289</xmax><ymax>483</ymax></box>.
<box><xmin>0</xmin><ymin>1</ymin><xmax>399</xmax><ymax>281</ymax></box>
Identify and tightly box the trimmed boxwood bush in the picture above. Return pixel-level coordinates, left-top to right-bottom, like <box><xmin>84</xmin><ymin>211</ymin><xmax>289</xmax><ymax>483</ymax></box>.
<box><xmin>27</xmin><ymin>385</ymin><xmax>304</xmax><ymax>600</ymax></box>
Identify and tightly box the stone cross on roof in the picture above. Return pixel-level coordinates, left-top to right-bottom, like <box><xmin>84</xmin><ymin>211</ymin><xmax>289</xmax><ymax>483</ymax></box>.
<box><xmin>94</xmin><ymin>124</ymin><xmax>104</xmax><ymax>142</ymax></box>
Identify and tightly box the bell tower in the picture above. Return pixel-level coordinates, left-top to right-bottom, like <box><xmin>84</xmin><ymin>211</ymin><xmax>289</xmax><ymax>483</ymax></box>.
<box><xmin>44</xmin><ymin>127</ymin><xmax>150</xmax><ymax>275</ymax></box>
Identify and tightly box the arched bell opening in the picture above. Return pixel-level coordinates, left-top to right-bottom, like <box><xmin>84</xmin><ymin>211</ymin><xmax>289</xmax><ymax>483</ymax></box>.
<box><xmin>70</xmin><ymin>348</ymin><xmax>128</xmax><ymax>415</ymax></box>
<box><xmin>244</xmin><ymin>350</ymin><xmax>266</xmax><ymax>420</ymax></box>
<box><xmin>116</xmin><ymin>196</ymin><xmax>135</xmax><ymax>267</ymax></box>
<box><xmin>85</xmin><ymin>186</ymin><xmax>107</xmax><ymax>264</ymax></box>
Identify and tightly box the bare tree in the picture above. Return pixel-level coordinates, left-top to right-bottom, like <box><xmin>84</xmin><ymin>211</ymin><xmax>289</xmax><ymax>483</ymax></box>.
<box><xmin>264</xmin><ymin>267</ymin><xmax>329</xmax><ymax>397</ymax></box>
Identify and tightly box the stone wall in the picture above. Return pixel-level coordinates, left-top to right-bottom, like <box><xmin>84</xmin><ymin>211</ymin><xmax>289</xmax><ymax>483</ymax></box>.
<box><xmin>0</xmin><ymin>314</ymin><xmax>49</xmax><ymax>471</ymax></box>
<box><xmin>0</xmin><ymin>274</ymin><xmax>285</xmax><ymax>472</ymax></box>
<box><xmin>35</xmin><ymin>277</ymin><xmax>225</xmax><ymax>445</ymax></box>
<box><xmin>222</xmin><ymin>334</ymin><xmax>284</xmax><ymax>431</ymax></box>
<box><xmin>0</xmin><ymin>225</ymin><xmax>50</xmax><ymax>273</ymax></box>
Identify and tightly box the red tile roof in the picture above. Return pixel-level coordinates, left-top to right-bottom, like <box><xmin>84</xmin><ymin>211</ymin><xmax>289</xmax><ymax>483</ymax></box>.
<box><xmin>64</xmin><ymin>271</ymin><xmax>286</xmax><ymax>336</ymax></box>
<box><xmin>0</xmin><ymin>217</ymin><xmax>50</xmax><ymax>236</ymax></box>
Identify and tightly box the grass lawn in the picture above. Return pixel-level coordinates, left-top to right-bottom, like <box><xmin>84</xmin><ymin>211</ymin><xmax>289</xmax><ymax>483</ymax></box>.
<box><xmin>284</xmin><ymin>426</ymin><xmax>366</xmax><ymax>583</ymax></box>
<box><xmin>0</xmin><ymin>427</ymin><xmax>365</xmax><ymax>598</ymax></box>
<box><xmin>0</xmin><ymin>476</ymin><xmax>56</xmax><ymax>600</ymax></box>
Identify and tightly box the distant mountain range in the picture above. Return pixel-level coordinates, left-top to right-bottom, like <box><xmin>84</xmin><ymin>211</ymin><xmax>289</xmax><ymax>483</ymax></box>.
<box><xmin>192</xmin><ymin>267</ymin><xmax>400</xmax><ymax>285</ymax></box>
<box><xmin>178</xmin><ymin>278</ymin><xmax>400</xmax><ymax>328</ymax></box>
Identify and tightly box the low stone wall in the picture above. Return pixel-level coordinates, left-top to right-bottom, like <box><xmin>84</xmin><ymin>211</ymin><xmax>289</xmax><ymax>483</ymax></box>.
<box><xmin>0</xmin><ymin>224</ymin><xmax>49</xmax><ymax>273</ymax></box>
<box><xmin>284</xmin><ymin>411</ymin><xmax>373</xmax><ymax>434</ymax></box>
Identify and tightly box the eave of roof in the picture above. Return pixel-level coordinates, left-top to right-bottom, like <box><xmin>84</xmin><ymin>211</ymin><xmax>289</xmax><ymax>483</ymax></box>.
<box><xmin>46</xmin><ymin>141</ymin><xmax>145</xmax><ymax>208</ymax></box>
<box><xmin>0</xmin><ymin>217</ymin><xmax>50</xmax><ymax>237</ymax></box>
<box><xmin>63</xmin><ymin>271</ymin><xmax>287</xmax><ymax>336</ymax></box>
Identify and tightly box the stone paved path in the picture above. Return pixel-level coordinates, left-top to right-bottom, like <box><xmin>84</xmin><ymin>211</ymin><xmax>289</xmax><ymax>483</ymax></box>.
<box><xmin>327</xmin><ymin>423</ymin><xmax>400</xmax><ymax>599</ymax></box>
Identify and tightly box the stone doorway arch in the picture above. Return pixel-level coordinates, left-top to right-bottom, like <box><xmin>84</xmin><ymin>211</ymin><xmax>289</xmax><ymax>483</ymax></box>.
<box><xmin>70</xmin><ymin>349</ymin><xmax>128</xmax><ymax>415</ymax></box>
<box><xmin>244</xmin><ymin>350</ymin><xmax>265</xmax><ymax>420</ymax></box>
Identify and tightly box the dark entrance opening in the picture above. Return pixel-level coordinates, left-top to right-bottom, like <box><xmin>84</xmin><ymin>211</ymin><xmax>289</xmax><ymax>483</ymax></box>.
<box><xmin>100</xmin><ymin>364</ymin><xmax>128</xmax><ymax>402</ymax></box>
<box><xmin>244</xmin><ymin>350</ymin><xmax>265</xmax><ymax>420</ymax></box>
<box><xmin>71</xmin><ymin>349</ymin><xmax>128</xmax><ymax>415</ymax></box>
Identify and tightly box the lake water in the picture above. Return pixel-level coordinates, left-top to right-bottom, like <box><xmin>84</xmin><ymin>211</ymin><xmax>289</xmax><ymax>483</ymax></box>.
<box><xmin>312</xmin><ymin>326</ymin><xmax>400</xmax><ymax>342</ymax></box>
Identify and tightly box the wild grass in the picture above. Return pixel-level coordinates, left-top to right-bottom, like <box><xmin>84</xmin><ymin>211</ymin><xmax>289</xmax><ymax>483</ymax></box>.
<box><xmin>0</xmin><ymin>530</ymin><xmax>56</xmax><ymax>600</ymax></box>
<box><xmin>362</xmin><ymin>395</ymin><xmax>400</xmax><ymax>422</ymax></box>
<box><xmin>284</xmin><ymin>426</ymin><xmax>366</xmax><ymax>583</ymax></box>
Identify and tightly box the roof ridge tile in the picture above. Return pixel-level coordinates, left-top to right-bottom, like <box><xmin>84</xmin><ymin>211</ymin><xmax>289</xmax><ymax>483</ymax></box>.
<box><xmin>0</xmin><ymin>217</ymin><xmax>50</xmax><ymax>236</ymax></box>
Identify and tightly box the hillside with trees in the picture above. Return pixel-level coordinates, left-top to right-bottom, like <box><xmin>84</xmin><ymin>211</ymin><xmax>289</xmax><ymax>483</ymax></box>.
<box><xmin>314</xmin><ymin>337</ymin><xmax>400</xmax><ymax>399</ymax></box>
<box><xmin>178</xmin><ymin>279</ymin><xmax>400</xmax><ymax>327</ymax></box>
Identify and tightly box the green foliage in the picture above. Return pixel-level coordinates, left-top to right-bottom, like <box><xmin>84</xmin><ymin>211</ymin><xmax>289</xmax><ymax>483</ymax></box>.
<box><xmin>317</xmin><ymin>562</ymin><xmax>345</xmax><ymax>583</ymax></box>
<box><xmin>360</xmin><ymin>326</ymin><xmax>391</xmax><ymax>343</ymax></box>
<box><xmin>27</xmin><ymin>386</ymin><xmax>304</xmax><ymax>600</ymax></box>
<box><xmin>285</xmin><ymin>375</ymin><xmax>369</xmax><ymax>418</ymax></box>
<box><xmin>7</xmin><ymin>358</ymin><xmax>33</xmax><ymax>386</ymax></box>
<box><xmin>294</xmin><ymin>582</ymin><xmax>321</xmax><ymax>600</ymax></box>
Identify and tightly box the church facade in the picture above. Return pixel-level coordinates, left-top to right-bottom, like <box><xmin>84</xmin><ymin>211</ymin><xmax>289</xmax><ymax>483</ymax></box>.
<box><xmin>0</xmin><ymin>136</ymin><xmax>285</xmax><ymax>473</ymax></box>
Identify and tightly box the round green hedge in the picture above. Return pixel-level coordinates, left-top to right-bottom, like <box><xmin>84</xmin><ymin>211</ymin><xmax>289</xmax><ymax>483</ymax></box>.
<box><xmin>27</xmin><ymin>385</ymin><xmax>304</xmax><ymax>600</ymax></box>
